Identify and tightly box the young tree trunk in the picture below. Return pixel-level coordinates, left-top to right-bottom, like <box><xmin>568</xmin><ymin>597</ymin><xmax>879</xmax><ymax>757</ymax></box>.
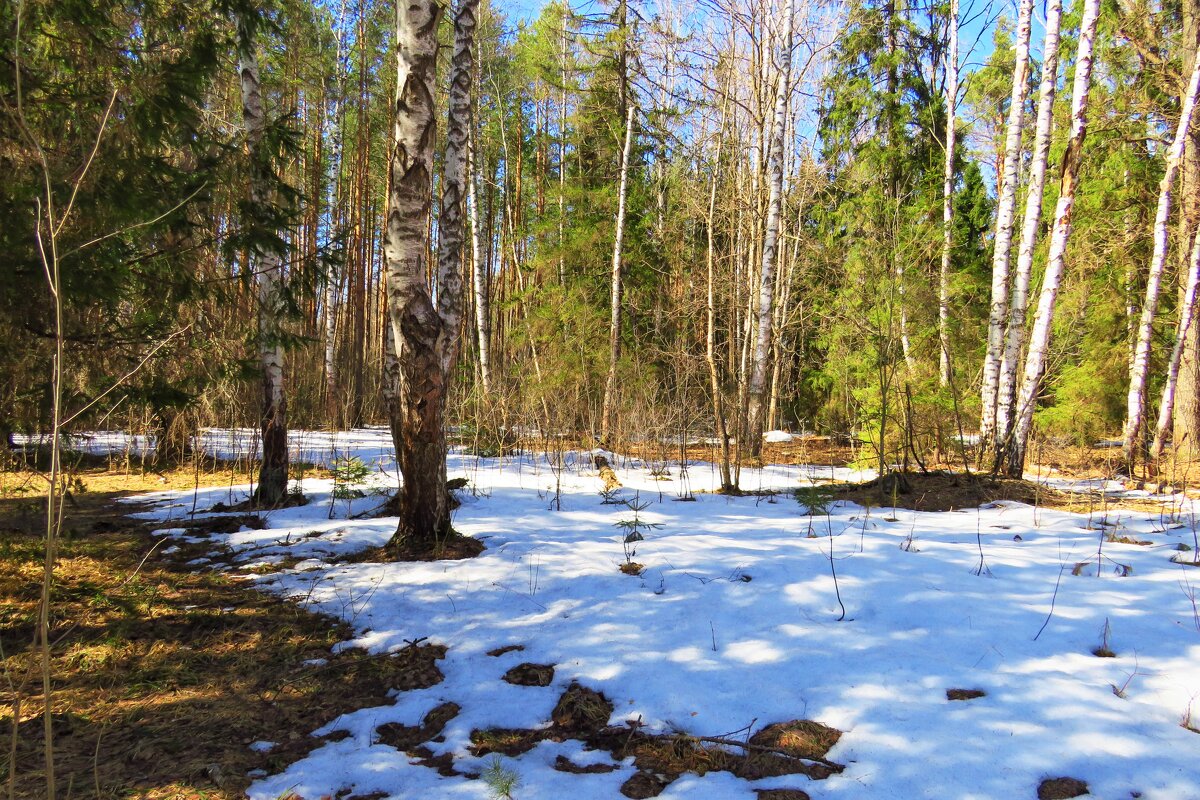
<box><xmin>937</xmin><ymin>0</ymin><xmax>959</xmax><ymax>389</ymax></box>
<box><xmin>746</xmin><ymin>0</ymin><xmax>794</xmax><ymax>458</ymax></box>
<box><xmin>467</xmin><ymin>118</ymin><xmax>491</xmax><ymax>394</ymax></box>
<box><xmin>979</xmin><ymin>0</ymin><xmax>1034</xmax><ymax>459</ymax></box>
<box><xmin>324</xmin><ymin>1</ymin><xmax>350</xmax><ymax>426</ymax></box>
<box><xmin>1121</xmin><ymin>56</ymin><xmax>1200</xmax><ymax>469</ymax></box>
<box><xmin>994</xmin><ymin>0</ymin><xmax>1063</xmax><ymax>462</ymax></box>
<box><xmin>237</xmin><ymin>16</ymin><xmax>289</xmax><ymax>506</ymax></box>
<box><xmin>1005</xmin><ymin>0</ymin><xmax>1101</xmax><ymax>476</ymax></box>
<box><xmin>600</xmin><ymin>102</ymin><xmax>636</xmax><ymax>445</ymax></box>
<box><xmin>384</xmin><ymin>0</ymin><xmax>456</xmax><ymax>553</ymax></box>
<box><xmin>706</xmin><ymin>101</ymin><xmax>734</xmax><ymax>491</ymax></box>
<box><xmin>1151</xmin><ymin>229</ymin><xmax>1200</xmax><ymax>463</ymax></box>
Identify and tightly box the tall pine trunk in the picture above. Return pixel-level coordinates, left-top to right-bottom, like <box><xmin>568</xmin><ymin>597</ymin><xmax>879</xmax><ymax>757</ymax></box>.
<box><xmin>1121</xmin><ymin>56</ymin><xmax>1200</xmax><ymax>469</ymax></box>
<box><xmin>979</xmin><ymin>0</ymin><xmax>1034</xmax><ymax>459</ymax></box>
<box><xmin>237</xmin><ymin>15</ymin><xmax>289</xmax><ymax>506</ymax></box>
<box><xmin>1005</xmin><ymin>0</ymin><xmax>1101</xmax><ymax>476</ymax></box>
<box><xmin>994</xmin><ymin>0</ymin><xmax>1063</xmax><ymax>462</ymax></box>
<box><xmin>746</xmin><ymin>0</ymin><xmax>794</xmax><ymax>458</ymax></box>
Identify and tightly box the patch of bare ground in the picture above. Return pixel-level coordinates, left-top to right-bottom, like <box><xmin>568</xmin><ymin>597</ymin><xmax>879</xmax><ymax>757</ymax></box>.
<box><xmin>1037</xmin><ymin>776</ymin><xmax>1089</xmax><ymax>799</ymax></box>
<box><xmin>831</xmin><ymin>471</ymin><xmax>1082</xmax><ymax>512</ymax></box>
<box><xmin>946</xmin><ymin>688</ymin><xmax>987</xmax><ymax>701</ymax></box>
<box><xmin>502</xmin><ymin>662</ymin><xmax>554</xmax><ymax>686</ymax></box>
<box><xmin>0</xmin><ymin>458</ymin><xmax>447</xmax><ymax>799</ymax></box>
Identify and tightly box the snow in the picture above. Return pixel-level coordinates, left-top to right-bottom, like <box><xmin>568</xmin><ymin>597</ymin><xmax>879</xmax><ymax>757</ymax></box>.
<box><xmin>113</xmin><ymin>428</ymin><xmax>1200</xmax><ymax>799</ymax></box>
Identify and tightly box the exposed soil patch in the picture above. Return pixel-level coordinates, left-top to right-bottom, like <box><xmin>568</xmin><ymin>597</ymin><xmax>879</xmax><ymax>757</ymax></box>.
<box><xmin>749</xmin><ymin>720</ymin><xmax>842</xmax><ymax>761</ymax></box>
<box><xmin>1037</xmin><ymin>776</ymin><xmax>1089</xmax><ymax>799</ymax></box>
<box><xmin>832</xmin><ymin>471</ymin><xmax>1081</xmax><ymax>512</ymax></box>
<box><xmin>553</xmin><ymin>754</ymin><xmax>619</xmax><ymax>774</ymax></box>
<box><xmin>551</xmin><ymin>682</ymin><xmax>616</xmax><ymax>735</ymax></box>
<box><xmin>345</xmin><ymin>531</ymin><xmax>486</xmax><ymax>564</ymax></box>
<box><xmin>376</xmin><ymin>702</ymin><xmax>461</xmax><ymax>750</ymax></box>
<box><xmin>756</xmin><ymin>791</ymin><xmax>811</xmax><ymax>800</ymax></box>
<box><xmin>503</xmin><ymin>662</ymin><xmax>555</xmax><ymax>686</ymax></box>
<box><xmin>468</xmin><ymin>727</ymin><xmax>551</xmax><ymax>757</ymax></box>
<box><xmin>0</xmin><ymin>460</ymin><xmax>443</xmax><ymax>799</ymax></box>
<box><xmin>946</xmin><ymin>688</ymin><xmax>987</xmax><ymax>701</ymax></box>
<box><xmin>487</xmin><ymin>644</ymin><xmax>525</xmax><ymax>657</ymax></box>
<box><xmin>621</xmin><ymin>769</ymin><xmax>673</xmax><ymax>798</ymax></box>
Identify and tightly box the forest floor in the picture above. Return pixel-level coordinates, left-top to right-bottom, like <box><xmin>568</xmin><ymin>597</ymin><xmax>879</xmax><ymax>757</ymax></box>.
<box><xmin>3</xmin><ymin>432</ymin><xmax>1200</xmax><ymax>799</ymax></box>
<box><xmin>0</xmin><ymin>453</ymin><xmax>446</xmax><ymax>799</ymax></box>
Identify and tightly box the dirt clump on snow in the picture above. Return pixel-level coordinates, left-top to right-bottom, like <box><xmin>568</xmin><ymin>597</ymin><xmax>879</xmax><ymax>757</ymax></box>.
<box><xmin>551</xmin><ymin>682</ymin><xmax>615</xmax><ymax>735</ymax></box>
<box><xmin>946</xmin><ymin>688</ymin><xmax>987</xmax><ymax>701</ymax></box>
<box><xmin>1037</xmin><ymin>776</ymin><xmax>1089</xmax><ymax>799</ymax></box>
<box><xmin>376</xmin><ymin>701</ymin><xmax>461</xmax><ymax>750</ymax></box>
<box><xmin>503</xmin><ymin>662</ymin><xmax>555</xmax><ymax>686</ymax></box>
<box><xmin>468</xmin><ymin>727</ymin><xmax>551</xmax><ymax>757</ymax></box>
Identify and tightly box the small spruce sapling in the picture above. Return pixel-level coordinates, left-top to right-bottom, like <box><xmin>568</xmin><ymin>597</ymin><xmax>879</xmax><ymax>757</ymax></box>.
<box><xmin>615</xmin><ymin>492</ymin><xmax>661</xmax><ymax>574</ymax></box>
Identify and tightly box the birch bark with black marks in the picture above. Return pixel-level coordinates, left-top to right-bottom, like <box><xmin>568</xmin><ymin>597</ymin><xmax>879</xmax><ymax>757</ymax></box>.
<box><xmin>1005</xmin><ymin>0</ymin><xmax>1101</xmax><ymax>476</ymax></box>
<box><xmin>600</xmin><ymin>101</ymin><xmax>636</xmax><ymax>444</ymax></box>
<box><xmin>994</xmin><ymin>0</ymin><xmax>1063</xmax><ymax>460</ymax></box>
<box><xmin>383</xmin><ymin>0</ymin><xmax>450</xmax><ymax>552</ymax></box>
<box><xmin>467</xmin><ymin>116</ymin><xmax>491</xmax><ymax>394</ymax></box>
<box><xmin>979</xmin><ymin>0</ymin><xmax>1034</xmax><ymax>459</ymax></box>
<box><xmin>237</xmin><ymin>16</ymin><xmax>289</xmax><ymax>506</ymax></box>
<box><xmin>746</xmin><ymin>0</ymin><xmax>794</xmax><ymax>458</ymax></box>
<box><xmin>1121</xmin><ymin>55</ymin><xmax>1200</xmax><ymax>469</ymax></box>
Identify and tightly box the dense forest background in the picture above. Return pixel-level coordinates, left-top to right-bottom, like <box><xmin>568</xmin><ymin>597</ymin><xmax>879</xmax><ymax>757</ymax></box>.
<box><xmin>3</xmin><ymin>0</ymin><xmax>1199</xmax><ymax>479</ymax></box>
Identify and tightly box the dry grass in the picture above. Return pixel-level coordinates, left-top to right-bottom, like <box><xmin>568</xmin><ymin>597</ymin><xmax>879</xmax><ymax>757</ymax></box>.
<box><xmin>0</xmin><ymin>456</ymin><xmax>441</xmax><ymax>799</ymax></box>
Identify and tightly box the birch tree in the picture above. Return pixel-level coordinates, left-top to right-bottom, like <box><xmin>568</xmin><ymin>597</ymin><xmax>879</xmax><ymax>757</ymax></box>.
<box><xmin>1120</xmin><ymin>55</ymin><xmax>1200</xmax><ymax>469</ymax></box>
<box><xmin>600</xmin><ymin>101</ymin><xmax>636</xmax><ymax>444</ymax></box>
<box><xmin>1151</xmin><ymin>230</ymin><xmax>1200</xmax><ymax>463</ymax></box>
<box><xmin>383</xmin><ymin>0</ymin><xmax>476</xmax><ymax>552</ymax></box>
<box><xmin>237</xmin><ymin>10</ymin><xmax>290</xmax><ymax>506</ymax></box>
<box><xmin>993</xmin><ymin>0</ymin><xmax>1063</xmax><ymax>462</ymax></box>
<box><xmin>1004</xmin><ymin>0</ymin><xmax>1102</xmax><ymax>476</ymax></box>
<box><xmin>979</xmin><ymin>0</ymin><xmax>1034</xmax><ymax>458</ymax></box>
<box><xmin>745</xmin><ymin>0</ymin><xmax>795</xmax><ymax>457</ymax></box>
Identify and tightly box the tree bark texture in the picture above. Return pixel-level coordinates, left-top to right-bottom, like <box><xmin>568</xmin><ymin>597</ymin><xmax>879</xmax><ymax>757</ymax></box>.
<box><xmin>1122</xmin><ymin>50</ymin><xmax>1200</xmax><ymax>468</ymax></box>
<box><xmin>1005</xmin><ymin>0</ymin><xmax>1101</xmax><ymax>476</ymax></box>
<box><xmin>746</xmin><ymin>0</ymin><xmax>794</xmax><ymax>458</ymax></box>
<box><xmin>979</xmin><ymin>0</ymin><xmax>1034</xmax><ymax>458</ymax></box>
<box><xmin>1176</xmin><ymin>0</ymin><xmax>1200</xmax><ymax>460</ymax></box>
<box><xmin>994</xmin><ymin>0</ymin><xmax>1063</xmax><ymax>462</ymax></box>
<box><xmin>237</xmin><ymin>16</ymin><xmax>289</xmax><ymax>506</ymax></box>
<box><xmin>600</xmin><ymin>101</ymin><xmax>636</xmax><ymax>444</ymax></box>
<box><xmin>938</xmin><ymin>0</ymin><xmax>959</xmax><ymax>389</ymax></box>
<box><xmin>384</xmin><ymin>0</ymin><xmax>451</xmax><ymax>551</ymax></box>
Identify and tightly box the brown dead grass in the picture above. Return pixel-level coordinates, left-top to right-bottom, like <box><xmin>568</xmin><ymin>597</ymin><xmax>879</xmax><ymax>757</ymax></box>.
<box><xmin>0</xmin><ymin>457</ymin><xmax>443</xmax><ymax>799</ymax></box>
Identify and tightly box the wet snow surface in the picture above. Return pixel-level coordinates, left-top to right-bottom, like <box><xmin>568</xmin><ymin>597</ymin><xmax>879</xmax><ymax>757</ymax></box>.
<box><xmin>98</xmin><ymin>428</ymin><xmax>1200</xmax><ymax>799</ymax></box>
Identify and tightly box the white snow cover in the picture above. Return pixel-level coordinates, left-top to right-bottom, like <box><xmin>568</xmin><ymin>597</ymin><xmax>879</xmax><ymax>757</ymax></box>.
<box><xmin>115</xmin><ymin>428</ymin><xmax>1200</xmax><ymax>799</ymax></box>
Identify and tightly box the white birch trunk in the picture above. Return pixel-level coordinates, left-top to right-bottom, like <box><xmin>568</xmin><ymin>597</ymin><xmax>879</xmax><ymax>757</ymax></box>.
<box><xmin>938</xmin><ymin>0</ymin><xmax>959</xmax><ymax>389</ymax></box>
<box><xmin>1151</xmin><ymin>229</ymin><xmax>1200</xmax><ymax>463</ymax></box>
<box><xmin>384</xmin><ymin>0</ymin><xmax>453</xmax><ymax>551</ymax></box>
<box><xmin>323</xmin><ymin>0</ymin><xmax>350</xmax><ymax>424</ymax></box>
<box><xmin>1006</xmin><ymin>0</ymin><xmax>1101</xmax><ymax>476</ymax></box>
<box><xmin>1121</xmin><ymin>55</ymin><xmax>1200</xmax><ymax>467</ymax></box>
<box><xmin>600</xmin><ymin>102</ymin><xmax>636</xmax><ymax>444</ymax></box>
<box><xmin>994</xmin><ymin>0</ymin><xmax>1064</xmax><ymax>455</ymax></box>
<box><xmin>436</xmin><ymin>0</ymin><xmax>478</xmax><ymax>376</ymax></box>
<box><xmin>979</xmin><ymin>0</ymin><xmax>1035</xmax><ymax>454</ymax></box>
<box><xmin>467</xmin><ymin>119</ymin><xmax>491</xmax><ymax>394</ymax></box>
<box><xmin>237</xmin><ymin>16</ymin><xmax>289</xmax><ymax>506</ymax></box>
<box><xmin>746</xmin><ymin>0</ymin><xmax>795</xmax><ymax>456</ymax></box>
